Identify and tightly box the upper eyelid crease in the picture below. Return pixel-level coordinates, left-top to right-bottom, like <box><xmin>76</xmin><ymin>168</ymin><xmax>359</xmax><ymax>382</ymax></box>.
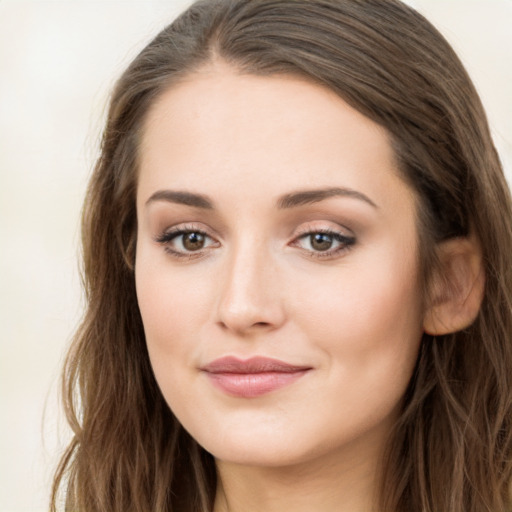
<box><xmin>155</xmin><ymin>225</ymin><xmax>214</xmax><ymax>241</ymax></box>
<box><xmin>144</xmin><ymin>187</ymin><xmax>377</xmax><ymax>210</ymax></box>
<box><xmin>154</xmin><ymin>224</ymin><xmax>355</xmax><ymax>262</ymax></box>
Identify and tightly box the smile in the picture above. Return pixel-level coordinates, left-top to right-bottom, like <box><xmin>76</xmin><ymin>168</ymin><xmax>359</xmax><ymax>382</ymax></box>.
<box><xmin>201</xmin><ymin>356</ymin><xmax>312</xmax><ymax>398</ymax></box>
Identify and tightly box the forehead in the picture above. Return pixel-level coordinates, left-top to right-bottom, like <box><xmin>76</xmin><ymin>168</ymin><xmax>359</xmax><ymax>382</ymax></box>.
<box><xmin>137</xmin><ymin>64</ymin><xmax>414</xmax><ymax>216</ymax></box>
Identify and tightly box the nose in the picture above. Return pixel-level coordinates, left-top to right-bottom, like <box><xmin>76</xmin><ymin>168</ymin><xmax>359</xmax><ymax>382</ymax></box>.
<box><xmin>215</xmin><ymin>240</ymin><xmax>286</xmax><ymax>336</ymax></box>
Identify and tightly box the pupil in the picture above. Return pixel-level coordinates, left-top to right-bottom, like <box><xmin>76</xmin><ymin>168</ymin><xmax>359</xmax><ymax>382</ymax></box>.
<box><xmin>311</xmin><ymin>233</ymin><xmax>333</xmax><ymax>251</ymax></box>
<box><xmin>183</xmin><ymin>232</ymin><xmax>205</xmax><ymax>251</ymax></box>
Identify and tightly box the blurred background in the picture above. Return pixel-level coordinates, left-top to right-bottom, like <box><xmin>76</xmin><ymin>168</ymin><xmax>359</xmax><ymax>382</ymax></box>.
<box><xmin>0</xmin><ymin>1</ymin><xmax>510</xmax><ymax>510</ymax></box>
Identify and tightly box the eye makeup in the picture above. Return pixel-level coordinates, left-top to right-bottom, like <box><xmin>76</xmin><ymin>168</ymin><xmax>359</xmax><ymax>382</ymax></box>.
<box><xmin>154</xmin><ymin>224</ymin><xmax>220</xmax><ymax>260</ymax></box>
<box><xmin>154</xmin><ymin>220</ymin><xmax>356</xmax><ymax>262</ymax></box>
<box><xmin>292</xmin><ymin>228</ymin><xmax>356</xmax><ymax>260</ymax></box>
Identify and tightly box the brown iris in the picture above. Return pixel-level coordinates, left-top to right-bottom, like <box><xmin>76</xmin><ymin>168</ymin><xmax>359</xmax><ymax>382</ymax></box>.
<box><xmin>183</xmin><ymin>232</ymin><xmax>205</xmax><ymax>251</ymax></box>
<box><xmin>310</xmin><ymin>233</ymin><xmax>334</xmax><ymax>251</ymax></box>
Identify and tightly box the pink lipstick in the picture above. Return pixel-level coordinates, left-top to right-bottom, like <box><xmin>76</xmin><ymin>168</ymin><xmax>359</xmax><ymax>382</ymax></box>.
<box><xmin>201</xmin><ymin>356</ymin><xmax>311</xmax><ymax>398</ymax></box>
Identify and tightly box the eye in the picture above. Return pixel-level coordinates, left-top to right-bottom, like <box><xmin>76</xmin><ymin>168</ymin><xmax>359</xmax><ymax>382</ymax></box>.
<box><xmin>179</xmin><ymin>231</ymin><xmax>208</xmax><ymax>251</ymax></box>
<box><xmin>155</xmin><ymin>227</ymin><xmax>219</xmax><ymax>258</ymax></box>
<box><xmin>293</xmin><ymin>229</ymin><xmax>356</xmax><ymax>259</ymax></box>
<box><xmin>308</xmin><ymin>232</ymin><xmax>337</xmax><ymax>251</ymax></box>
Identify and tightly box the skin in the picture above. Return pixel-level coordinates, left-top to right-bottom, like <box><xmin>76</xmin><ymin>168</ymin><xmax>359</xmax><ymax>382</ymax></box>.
<box><xmin>135</xmin><ymin>62</ymin><xmax>425</xmax><ymax>512</ymax></box>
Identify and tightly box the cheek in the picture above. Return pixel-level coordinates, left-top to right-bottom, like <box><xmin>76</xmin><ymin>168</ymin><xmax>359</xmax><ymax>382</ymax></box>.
<box><xmin>136</xmin><ymin>248</ymin><xmax>213</xmax><ymax>335</ymax></box>
<box><xmin>135</xmin><ymin>257</ymin><xmax>209</xmax><ymax>412</ymax></box>
<box><xmin>293</xmin><ymin>244</ymin><xmax>423</xmax><ymax>377</ymax></box>
<box><xmin>134</xmin><ymin>252</ymin><xmax>211</xmax><ymax>387</ymax></box>
<box><xmin>291</xmin><ymin>260</ymin><xmax>423</xmax><ymax>441</ymax></box>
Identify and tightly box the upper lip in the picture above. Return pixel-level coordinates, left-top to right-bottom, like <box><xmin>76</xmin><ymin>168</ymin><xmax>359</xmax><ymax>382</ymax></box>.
<box><xmin>201</xmin><ymin>356</ymin><xmax>312</xmax><ymax>374</ymax></box>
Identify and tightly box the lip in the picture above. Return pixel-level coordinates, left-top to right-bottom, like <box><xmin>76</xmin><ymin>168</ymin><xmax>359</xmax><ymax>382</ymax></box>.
<box><xmin>200</xmin><ymin>356</ymin><xmax>312</xmax><ymax>398</ymax></box>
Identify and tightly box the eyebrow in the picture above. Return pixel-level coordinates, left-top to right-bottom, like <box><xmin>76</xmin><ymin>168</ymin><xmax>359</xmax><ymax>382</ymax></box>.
<box><xmin>276</xmin><ymin>187</ymin><xmax>378</xmax><ymax>209</ymax></box>
<box><xmin>145</xmin><ymin>190</ymin><xmax>214</xmax><ymax>209</ymax></box>
<box><xmin>145</xmin><ymin>186</ymin><xmax>377</xmax><ymax>210</ymax></box>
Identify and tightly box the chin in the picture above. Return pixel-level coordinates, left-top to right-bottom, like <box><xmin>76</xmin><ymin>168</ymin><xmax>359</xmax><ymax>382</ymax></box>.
<box><xmin>188</xmin><ymin>421</ymin><xmax>315</xmax><ymax>468</ymax></box>
<box><xmin>207</xmin><ymin>441</ymin><xmax>314</xmax><ymax>468</ymax></box>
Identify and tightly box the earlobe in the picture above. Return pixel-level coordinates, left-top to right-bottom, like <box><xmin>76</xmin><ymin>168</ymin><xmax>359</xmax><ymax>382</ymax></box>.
<box><xmin>423</xmin><ymin>236</ymin><xmax>485</xmax><ymax>335</ymax></box>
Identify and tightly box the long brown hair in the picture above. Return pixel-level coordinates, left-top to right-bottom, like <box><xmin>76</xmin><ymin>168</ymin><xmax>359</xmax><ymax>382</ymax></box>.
<box><xmin>51</xmin><ymin>1</ymin><xmax>512</xmax><ymax>510</ymax></box>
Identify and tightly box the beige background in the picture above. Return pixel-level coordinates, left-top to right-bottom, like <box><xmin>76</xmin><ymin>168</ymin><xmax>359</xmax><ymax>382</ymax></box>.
<box><xmin>0</xmin><ymin>1</ymin><xmax>511</xmax><ymax>510</ymax></box>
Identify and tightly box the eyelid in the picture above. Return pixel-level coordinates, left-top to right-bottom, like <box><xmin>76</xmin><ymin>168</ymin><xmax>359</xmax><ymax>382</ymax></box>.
<box><xmin>293</xmin><ymin>221</ymin><xmax>354</xmax><ymax>238</ymax></box>
<box><xmin>154</xmin><ymin>222</ymin><xmax>214</xmax><ymax>241</ymax></box>
<box><xmin>154</xmin><ymin>223</ymin><xmax>220</xmax><ymax>259</ymax></box>
<box><xmin>290</xmin><ymin>222</ymin><xmax>356</xmax><ymax>260</ymax></box>
<box><xmin>153</xmin><ymin>221</ymin><xmax>356</xmax><ymax>260</ymax></box>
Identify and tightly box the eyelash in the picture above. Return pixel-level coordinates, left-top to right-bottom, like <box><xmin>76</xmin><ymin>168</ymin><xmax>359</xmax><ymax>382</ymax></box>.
<box><xmin>292</xmin><ymin>228</ymin><xmax>356</xmax><ymax>259</ymax></box>
<box><xmin>154</xmin><ymin>225</ymin><xmax>356</xmax><ymax>261</ymax></box>
<box><xmin>154</xmin><ymin>224</ymin><xmax>217</xmax><ymax>260</ymax></box>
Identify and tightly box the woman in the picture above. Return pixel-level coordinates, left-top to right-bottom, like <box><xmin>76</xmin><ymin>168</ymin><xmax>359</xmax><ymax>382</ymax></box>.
<box><xmin>51</xmin><ymin>0</ymin><xmax>512</xmax><ymax>511</ymax></box>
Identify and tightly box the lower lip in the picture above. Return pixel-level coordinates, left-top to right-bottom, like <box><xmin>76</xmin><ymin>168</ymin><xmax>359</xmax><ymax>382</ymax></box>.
<box><xmin>205</xmin><ymin>370</ymin><xmax>309</xmax><ymax>398</ymax></box>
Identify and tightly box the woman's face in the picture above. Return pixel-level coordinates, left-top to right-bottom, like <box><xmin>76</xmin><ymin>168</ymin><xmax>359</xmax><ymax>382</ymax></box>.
<box><xmin>135</xmin><ymin>65</ymin><xmax>424</xmax><ymax>469</ymax></box>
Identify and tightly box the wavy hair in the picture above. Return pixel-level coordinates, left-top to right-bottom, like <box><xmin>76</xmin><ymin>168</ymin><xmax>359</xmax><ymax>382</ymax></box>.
<box><xmin>51</xmin><ymin>1</ymin><xmax>512</xmax><ymax>510</ymax></box>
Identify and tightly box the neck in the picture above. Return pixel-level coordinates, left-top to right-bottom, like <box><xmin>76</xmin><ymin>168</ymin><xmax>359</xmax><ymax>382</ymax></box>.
<box><xmin>213</xmin><ymin>441</ymin><xmax>383</xmax><ymax>512</ymax></box>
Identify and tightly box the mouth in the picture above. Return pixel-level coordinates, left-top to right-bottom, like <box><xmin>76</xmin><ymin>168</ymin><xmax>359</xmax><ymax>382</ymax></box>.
<box><xmin>200</xmin><ymin>356</ymin><xmax>312</xmax><ymax>398</ymax></box>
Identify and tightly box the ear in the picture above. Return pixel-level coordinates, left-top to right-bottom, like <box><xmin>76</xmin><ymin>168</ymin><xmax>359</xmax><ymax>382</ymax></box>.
<box><xmin>423</xmin><ymin>235</ymin><xmax>485</xmax><ymax>335</ymax></box>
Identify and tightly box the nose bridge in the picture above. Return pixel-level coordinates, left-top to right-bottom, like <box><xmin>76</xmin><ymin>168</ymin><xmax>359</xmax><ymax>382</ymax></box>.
<box><xmin>216</xmin><ymin>234</ymin><xmax>285</xmax><ymax>334</ymax></box>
